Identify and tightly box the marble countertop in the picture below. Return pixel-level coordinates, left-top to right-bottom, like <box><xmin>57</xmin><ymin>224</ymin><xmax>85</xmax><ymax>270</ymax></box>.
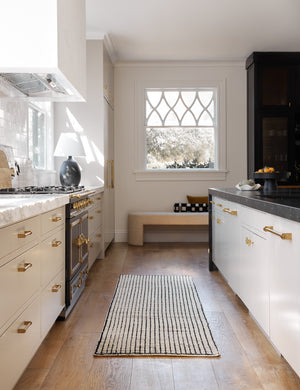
<box><xmin>0</xmin><ymin>194</ymin><xmax>70</xmax><ymax>228</ymax></box>
<box><xmin>208</xmin><ymin>188</ymin><xmax>300</xmax><ymax>223</ymax></box>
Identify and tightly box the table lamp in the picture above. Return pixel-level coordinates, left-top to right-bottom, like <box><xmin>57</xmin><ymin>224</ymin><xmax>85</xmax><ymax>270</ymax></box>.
<box><xmin>54</xmin><ymin>132</ymin><xmax>86</xmax><ymax>186</ymax></box>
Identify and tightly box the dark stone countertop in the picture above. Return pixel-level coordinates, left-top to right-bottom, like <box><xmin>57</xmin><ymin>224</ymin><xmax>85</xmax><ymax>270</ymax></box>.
<box><xmin>208</xmin><ymin>188</ymin><xmax>300</xmax><ymax>223</ymax></box>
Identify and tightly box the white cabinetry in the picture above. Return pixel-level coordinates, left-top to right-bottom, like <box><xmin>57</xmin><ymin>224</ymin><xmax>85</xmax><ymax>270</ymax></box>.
<box><xmin>268</xmin><ymin>216</ymin><xmax>300</xmax><ymax>376</ymax></box>
<box><xmin>211</xmin><ymin>195</ymin><xmax>300</xmax><ymax>377</ymax></box>
<box><xmin>0</xmin><ymin>206</ymin><xmax>65</xmax><ymax>390</ymax></box>
<box><xmin>54</xmin><ymin>39</ymin><xmax>114</xmax><ymax>252</ymax></box>
<box><xmin>88</xmin><ymin>191</ymin><xmax>104</xmax><ymax>269</ymax></box>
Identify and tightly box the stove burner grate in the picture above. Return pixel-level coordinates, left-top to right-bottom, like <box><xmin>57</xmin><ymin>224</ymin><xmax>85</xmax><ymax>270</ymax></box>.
<box><xmin>0</xmin><ymin>185</ymin><xmax>85</xmax><ymax>194</ymax></box>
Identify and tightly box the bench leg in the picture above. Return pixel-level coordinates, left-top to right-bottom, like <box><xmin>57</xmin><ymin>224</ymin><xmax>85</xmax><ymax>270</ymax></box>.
<box><xmin>128</xmin><ymin>225</ymin><xmax>144</xmax><ymax>246</ymax></box>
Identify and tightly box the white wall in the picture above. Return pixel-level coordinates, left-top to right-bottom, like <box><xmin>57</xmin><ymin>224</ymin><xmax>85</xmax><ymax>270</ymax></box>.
<box><xmin>114</xmin><ymin>62</ymin><xmax>247</xmax><ymax>242</ymax></box>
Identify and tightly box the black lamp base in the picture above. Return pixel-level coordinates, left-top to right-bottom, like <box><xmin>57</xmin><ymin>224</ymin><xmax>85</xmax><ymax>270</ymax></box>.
<box><xmin>59</xmin><ymin>156</ymin><xmax>81</xmax><ymax>187</ymax></box>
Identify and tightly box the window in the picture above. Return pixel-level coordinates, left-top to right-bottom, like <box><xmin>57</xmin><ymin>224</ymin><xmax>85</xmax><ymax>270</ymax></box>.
<box><xmin>28</xmin><ymin>103</ymin><xmax>47</xmax><ymax>169</ymax></box>
<box><xmin>145</xmin><ymin>88</ymin><xmax>216</xmax><ymax>170</ymax></box>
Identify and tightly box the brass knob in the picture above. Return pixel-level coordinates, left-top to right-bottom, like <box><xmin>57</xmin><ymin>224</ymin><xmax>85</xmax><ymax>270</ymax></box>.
<box><xmin>52</xmin><ymin>240</ymin><xmax>62</xmax><ymax>247</ymax></box>
<box><xmin>52</xmin><ymin>216</ymin><xmax>62</xmax><ymax>222</ymax></box>
<box><xmin>52</xmin><ymin>284</ymin><xmax>62</xmax><ymax>292</ymax></box>
<box><xmin>18</xmin><ymin>263</ymin><xmax>32</xmax><ymax>272</ymax></box>
<box><xmin>17</xmin><ymin>321</ymin><xmax>32</xmax><ymax>333</ymax></box>
<box><xmin>18</xmin><ymin>230</ymin><xmax>32</xmax><ymax>238</ymax></box>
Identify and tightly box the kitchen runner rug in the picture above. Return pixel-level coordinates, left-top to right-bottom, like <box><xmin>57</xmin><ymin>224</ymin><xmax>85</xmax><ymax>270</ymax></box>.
<box><xmin>94</xmin><ymin>274</ymin><xmax>219</xmax><ymax>357</ymax></box>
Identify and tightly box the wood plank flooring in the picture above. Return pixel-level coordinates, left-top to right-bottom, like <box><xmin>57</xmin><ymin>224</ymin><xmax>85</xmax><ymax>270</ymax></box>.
<box><xmin>14</xmin><ymin>243</ymin><xmax>300</xmax><ymax>390</ymax></box>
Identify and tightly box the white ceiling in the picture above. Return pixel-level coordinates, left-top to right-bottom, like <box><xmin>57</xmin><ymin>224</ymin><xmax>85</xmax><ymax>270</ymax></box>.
<box><xmin>86</xmin><ymin>0</ymin><xmax>300</xmax><ymax>63</ymax></box>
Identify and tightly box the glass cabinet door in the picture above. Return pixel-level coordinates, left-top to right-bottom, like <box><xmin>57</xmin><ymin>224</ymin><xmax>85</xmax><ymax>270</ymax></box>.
<box><xmin>262</xmin><ymin>117</ymin><xmax>289</xmax><ymax>172</ymax></box>
<box><xmin>295</xmin><ymin>66</ymin><xmax>300</xmax><ymax>109</ymax></box>
<box><xmin>262</xmin><ymin>68</ymin><xmax>288</xmax><ymax>106</ymax></box>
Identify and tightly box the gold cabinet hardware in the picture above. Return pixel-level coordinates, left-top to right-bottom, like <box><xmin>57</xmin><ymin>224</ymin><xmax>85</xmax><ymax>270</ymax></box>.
<box><xmin>263</xmin><ymin>226</ymin><xmax>292</xmax><ymax>240</ymax></box>
<box><xmin>17</xmin><ymin>263</ymin><xmax>32</xmax><ymax>272</ymax></box>
<box><xmin>223</xmin><ymin>208</ymin><xmax>238</xmax><ymax>216</ymax></box>
<box><xmin>74</xmin><ymin>278</ymin><xmax>82</xmax><ymax>288</ymax></box>
<box><xmin>210</xmin><ymin>201</ymin><xmax>215</xmax><ymax>204</ymax></box>
<box><xmin>96</xmin><ymin>210</ymin><xmax>102</xmax><ymax>214</ymax></box>
<box><xmin>217</xmin><ymin>218</ymin><xmax>223</xmax><ymax>224</ymax></box>
<box><xmin>17</xmin><ymin>321</ymin><xmax>32</xmax><ymax>333</ymax></box>
<box><xmin>88</xmin><ymin>216</ymin><xmax>94</xmax><ymax>220</ymax></box>
<box><xmin>245</xmin><ymin>237</ymin><xmax>254</xmax><ymax>247</ymax></box>
<box><xmin>289</xmin><ymin>102</ymin><xmax>291</xmax><ymax>108</ymax></box>
<box><xmin>104</xmin><ymin>85</ymin><xmax>108</xmax><ymax>89</ymax></box>
<box><xmin>96</xmin><ymin>197</ymin><xmax>102</xmax><ymax>200</ymax></box>
<box><xmin>70</xmin><ymin>194</ymin><xmax>82</xmax><ymax>199</ymax></box>
<box><xmin>89</xmin><ymin>242</ymin><xmax>94</xmax><ymax>248</ymax></box>
<box><xmin>18</xmin><ymin>230</ymin><xmax>32</xmax><ymax>238</ymax></box>
<box><xmin>52</xmin><ymin>216</ymin><xmax>62</xmax><ymax>222</ymax></box>
<box><xmin>52</xmin><ymin>240</ymin><xmax>62</xmax><ymax>248</ymax></box>
<box><xmin>52</xmin><ymin>284</ymin><xmax>62</xmax><ymax>292</ymax></box>
<box><xmin>96</xmin><ymin>234</ymin><xmax>102</xmax><ymax>238</ymax></box>
<box><xmin>216</xmin><ymin>203</ymin><xmax>222</xmax><ymax>207</ymax></box>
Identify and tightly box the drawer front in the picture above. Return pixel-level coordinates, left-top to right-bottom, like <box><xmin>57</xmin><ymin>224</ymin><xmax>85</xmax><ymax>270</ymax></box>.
<box><xmin>0</xmin><ymin>215</ymin><xmax>40</xmax><ymax>266</ymax></box>
<box><xmin>88</xmin><ymin>229</ymin><xmax>103</xmax><ymax>268</ymax></box>
<box><xmin>88</xmin><ymin>208</ymin><xmax>102</xmax><ymax>234</ymax></box>
<box><xmin>0</xmin><ymin>244</ymin><xmax>40</xmax><ymax>331</ymax></box>
<box><xmin>41</xmin><ymin>206</ymin><xmax>65</xmax><ymax>235</ymax></box>
<box><xmin>41</xmin><ymin>269</ymin><xmax>65</xmax><ymax>337</ymax></box>
<box><xmin>40</xmin><ymin>227</ymin><xmax>65</xmax><ymax>288</ymax></box>
<box><xmin>0</xmin><ymin>297</ymin><xmax>41</xmax><ymax>390</ymax></box>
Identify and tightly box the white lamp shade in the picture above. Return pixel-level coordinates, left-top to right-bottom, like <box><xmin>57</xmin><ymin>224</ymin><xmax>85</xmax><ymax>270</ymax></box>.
<box><xmin>54</xmin><ymin>132</ymin><xmax>86</xmax><ymax>157</ymax></box>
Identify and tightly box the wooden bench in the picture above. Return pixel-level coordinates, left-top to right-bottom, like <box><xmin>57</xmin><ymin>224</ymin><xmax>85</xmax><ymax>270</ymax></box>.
<box><xmin>128</xmin><ymin>211</ymin><xmax>209</xmax><ymax>246</ymax></box>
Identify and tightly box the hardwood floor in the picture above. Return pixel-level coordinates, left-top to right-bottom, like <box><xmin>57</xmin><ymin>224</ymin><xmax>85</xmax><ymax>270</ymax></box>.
<box><xmin>14</xmin><ymin>243</ymin><xmax>300</xmax><ymax>390</ymax></box>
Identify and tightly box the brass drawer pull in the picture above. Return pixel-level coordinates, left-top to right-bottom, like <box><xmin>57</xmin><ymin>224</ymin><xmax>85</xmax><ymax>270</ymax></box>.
<box><xmin>89</xmin><ymin>243</ymin><xmax>94</xmax><ymax>248</ymax></box>
<box><xmin>52</xmin><ymin>216</ymin><xmax>62</xmax><ymax>222</ymax></box>
<box><xmin>245</xmin><ymin>237</ymin><xmax>254</xmax><ymax>246</ymax></box>
<box><xmin>96</xmin><ymin>197</ymin><xmax>102</xmax><ymax>200</ymax></box>
<box><xmin>17</xmin><ymin>321</ymin><xmax>32</xmax><ymax>333</ymax></box>
<box><xmin>217</xmin><ymin>218</ymin><xmax>223</xmax><ymax>224</ymax></box>
<box><xmin>210</xmin><ymin>200</ymin><xmax>215</xmax><ymax>204</ymax></box>
<box><xmin>96</xmin><ymin>210</ymin><xmax>101</xmax><ymax>214</ymax></box>
<box><xmin>88</xmin><ymin>216</ymin><xmax>94</xmax><ymax>220</ymax></box>
<box><xmin>52</xmin><ymin>284</ymin><xmax>62</xmax><ymax>292</ymax></box>
<box><xmin>263</xmin><ymin>226</ymin><xmax>292</xmax><ymax>240</ymax></box>
<box><xmin>223</xmin><ymin>208</ymin><xmax>238</xmax><ymax>216</ymax></box>
<box><xmin>18</xmin><ymin>230</ymin><xmax>32</xmax><ymax>238</ymax></box>
<box><xmin>216</xmin><ymin>203</ymin><xmax>222</xmax><ymax>207</ymax></box>
<box><xmin>18</xmin><ymin>263</ymin><xmax>32</xmax><ymax>272</ymax></box>
<box><xmin>52</xmin><ymin>240</ymin><xmax>62</xmax><ymax>247</ymax></box>
<box><xmin>96</xmin><ymin>234</ymin><xmax>102</xmax><ymax>238</ymax></box>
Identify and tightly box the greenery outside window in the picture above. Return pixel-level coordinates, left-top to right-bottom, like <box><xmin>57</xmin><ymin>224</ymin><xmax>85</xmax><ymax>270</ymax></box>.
<box><xmin>145</xmin><ymin>88</ymin><xmax>216</xmax><ymax>170</ymax></box>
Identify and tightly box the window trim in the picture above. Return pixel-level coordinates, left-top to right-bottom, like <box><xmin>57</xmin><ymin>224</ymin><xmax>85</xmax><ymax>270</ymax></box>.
<box><xmin>134</xmin><ymin>79</ymin><xmax>227</xmax><ymax>181</ymax></box>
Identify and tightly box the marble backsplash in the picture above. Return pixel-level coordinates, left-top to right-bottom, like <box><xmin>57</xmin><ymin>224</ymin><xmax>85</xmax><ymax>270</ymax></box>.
<box><xmin>0</xmin><ymin>100</ymin><xmax>56</xmax><ymax>187</ymax></box>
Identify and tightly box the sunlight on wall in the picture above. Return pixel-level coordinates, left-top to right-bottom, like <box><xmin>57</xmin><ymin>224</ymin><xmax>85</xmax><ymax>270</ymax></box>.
<box><xmin>96</xmin><ymin>176</ymin><xmax>104</xmax><ymax>185</ymax></box>
<box><xmin>66</xmin><ymin>107</ymin><xmax>84</xmax><ymax>133</ymax></box>
<box><xmin>92</xmin><ymin>141</ymin><xmax>104</xmax><ymax>166</ymax></box>
<box><xmin>80</xmin><ymin>135</ymin><xmax>95</xmax><ymax>164</ymax></box>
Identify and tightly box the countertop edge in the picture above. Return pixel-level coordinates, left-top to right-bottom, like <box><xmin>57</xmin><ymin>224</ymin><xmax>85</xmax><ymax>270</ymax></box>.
<box><xmin>209</xmin><ymin>188</ymin><xmax>300</xmax><ymax>223</ymax></box>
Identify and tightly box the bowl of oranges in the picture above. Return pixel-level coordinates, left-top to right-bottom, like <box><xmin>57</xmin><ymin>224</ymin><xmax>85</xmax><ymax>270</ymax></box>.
<box><xmin>254</xmin><ymin>167</ymin><xmax>278</xmax><ymax>191</ymax></box>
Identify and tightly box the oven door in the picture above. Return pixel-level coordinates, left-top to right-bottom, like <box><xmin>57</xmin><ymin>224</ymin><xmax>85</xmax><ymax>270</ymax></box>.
<box><xmin>67</xmin><ymin>212</ymin><xmax>89</xmax><ymax>278</ymax></box>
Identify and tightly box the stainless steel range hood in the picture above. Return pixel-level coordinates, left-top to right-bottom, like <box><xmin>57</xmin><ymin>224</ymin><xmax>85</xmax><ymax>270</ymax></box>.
<box><xmin>0</xmin><ymin>0</ymin><xmax>86</xmax><ymax>101</ymax></box>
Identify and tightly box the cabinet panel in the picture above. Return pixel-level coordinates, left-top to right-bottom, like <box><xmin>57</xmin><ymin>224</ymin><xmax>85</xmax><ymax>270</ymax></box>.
<box><xmin>262</xmin><ymin>67</ymin><xmax>288</xmax><ymax>106</ymax></box>
<box><xmin>41</xmin><ymin>206</ymin><xmax>65</xmax><ymax>235</ymax></box>
<box><xmin>0</xmin><ymin>297</ymin><xmax>41</xmax><ymax>390</ymax></box>
<box><xmin>0</xmin><ymin>215</ymin><xmax>40</xmax><ymax>266</ymax></box>
<box><xmin>88</xmin><ymin>229</ymin><xmax>103</xmax><ymax>269</ymax></box>
<box><xmin>0</xmin><ymin>244</ymin><xmax>40</xmax><ymax>331</ymax></box>
<box><xmin>40</xmin><ymin>227</ymin><xmax>65</xmax><ymax>288</ymax></box>
<box><xmin>41</xmin><ymin>269</ymin><xmax>65</xmax><ymax>337</ymax></box>
<box><xmin>269</xmin><ymin>216</ymin><xmax>300</xmax><ymax>376</ymax></box>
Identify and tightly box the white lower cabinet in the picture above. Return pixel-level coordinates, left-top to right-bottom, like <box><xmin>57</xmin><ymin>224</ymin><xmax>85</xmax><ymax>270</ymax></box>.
<box><xmin>268</xmin><ymin>216</ymin><xmax>300</xmax><ymax>376</ymax></box>
<box><xmin>88</xmin><ymin>191</ymin><xmax>104</xmax><ymax>269</ymax></box>
<box><xmin>212</xmin><ymin>195</ymin><xmax>300</xmax><ymax>377</ymax></box>
<box><xmin>0</xmin><ymin>297</ymin><xmax>41</xmax><ymax>390</ymax></box>
<box><xmin>0</xmin><ymin>205</ymin><xmax>66</xmax><ymax>390</ymax></box>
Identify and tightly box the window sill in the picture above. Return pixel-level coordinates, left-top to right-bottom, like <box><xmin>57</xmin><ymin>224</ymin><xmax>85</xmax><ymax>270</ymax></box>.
<box><xmin>134</xmin><ymin>169</ymin><xmax>228</xmax><ymax>182</ymax></box>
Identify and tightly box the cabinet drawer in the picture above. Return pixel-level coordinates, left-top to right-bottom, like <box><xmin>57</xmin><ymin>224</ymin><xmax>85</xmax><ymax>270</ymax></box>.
<box><xmin>0</xmin><ymin>297</ymin><xmax>41</xmax><ymax>390</ymax></box>
<box><xmin>88</xmin><ymin>229</ymin><xmax>103</xmax><ymax>269</ymax></box>
<box><xmin>88</xmin><ymin>208</ymin><xmax>102</xmax><ymax>233</ymax></box>
<box><xmin>41</xmin><ymin>269</ymin><xmax>65</xmax><ymax>337</ymax></box>
<box><xmin>0</xmin><ymin>215</ymin><xmax>40</xmax><ymax>266</ymax></box>
<box><xmin>41</xmin><ymin>206</ymin><xmax>65</xmax><ymax>235</ymax></box>
<box><xmin>40</xmin><ymin>227</ymin><xmax>65</xmax><ymax>288</ymax></box>
<box><xmin>0</xmin><ymin>244</ymin><xmax>40</xmax><ymax>331</ymax></box>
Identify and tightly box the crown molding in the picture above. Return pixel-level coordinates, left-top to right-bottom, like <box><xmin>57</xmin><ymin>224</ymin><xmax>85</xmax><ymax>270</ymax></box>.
<box><xmin>86</xmin><ymin>32</ymin><xmax>117</xmax><ymax>64</ymax></box>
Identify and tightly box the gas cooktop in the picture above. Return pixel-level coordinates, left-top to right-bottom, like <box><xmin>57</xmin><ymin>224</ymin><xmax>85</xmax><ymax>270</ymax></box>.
<box><xmin>0</xmin><ymin>185</ymin><xmax>85</xmax><ymax>194</ymax></box>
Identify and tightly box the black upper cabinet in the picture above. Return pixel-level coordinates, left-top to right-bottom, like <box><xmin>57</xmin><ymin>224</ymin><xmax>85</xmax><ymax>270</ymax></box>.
<box><xmin>246</xmin><ymin>52</ymin><xmax>300</xmax><ymax>184</ymax></box>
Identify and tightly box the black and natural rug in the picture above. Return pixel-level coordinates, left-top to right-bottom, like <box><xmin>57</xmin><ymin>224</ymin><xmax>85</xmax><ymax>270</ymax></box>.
<box><xmin>94</xmin><ymin>275</ymin><xmax>219</xmax><ymax>357</ymax></box>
